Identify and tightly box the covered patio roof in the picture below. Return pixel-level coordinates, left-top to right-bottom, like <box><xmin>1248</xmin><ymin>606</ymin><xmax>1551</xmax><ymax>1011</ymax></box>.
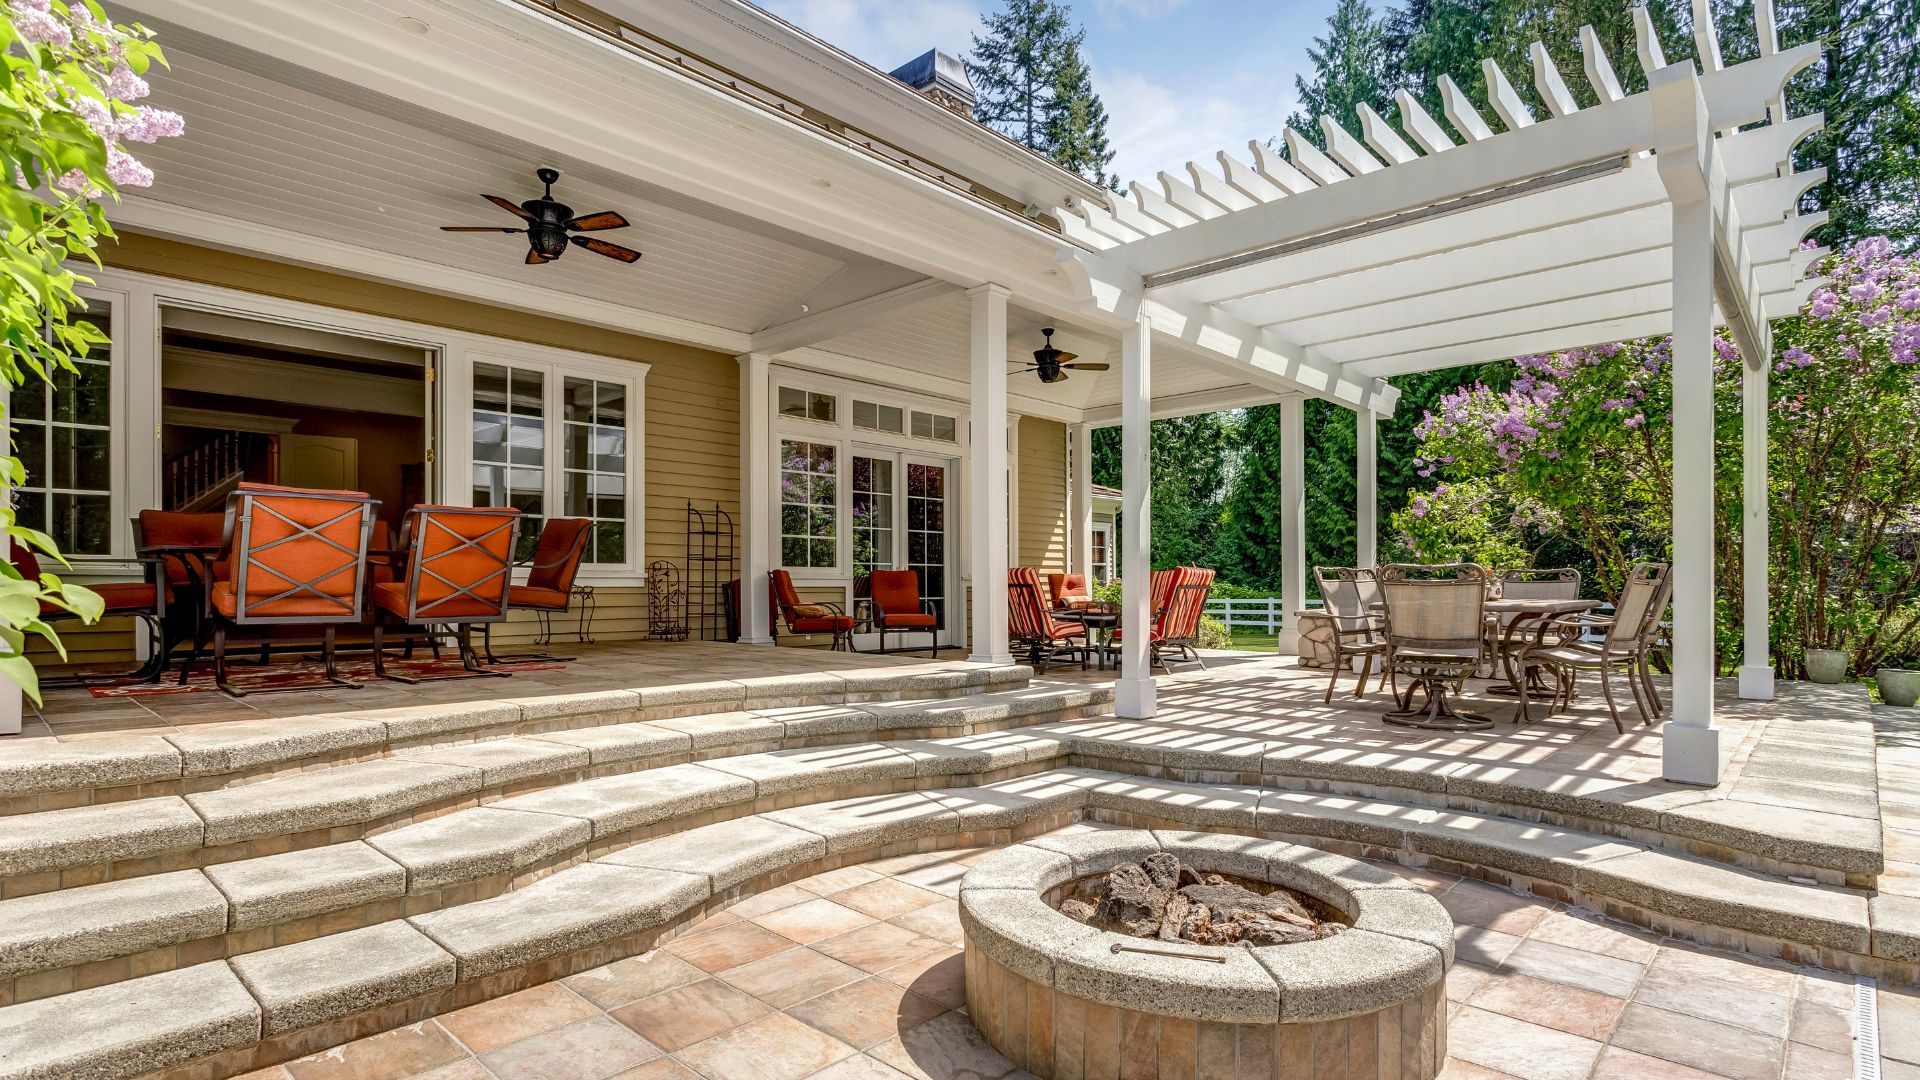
<box><xmin>1051</xmin><ymin>1</ymin><xmax>1823</xmax><ymax>392</ymax></box>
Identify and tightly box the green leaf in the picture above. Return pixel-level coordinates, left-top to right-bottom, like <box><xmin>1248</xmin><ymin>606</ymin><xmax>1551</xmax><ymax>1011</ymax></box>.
<box><xmin>0</xmin><ymin>653</ymin><xmax>41</xmax><ymax>706</ymax></box>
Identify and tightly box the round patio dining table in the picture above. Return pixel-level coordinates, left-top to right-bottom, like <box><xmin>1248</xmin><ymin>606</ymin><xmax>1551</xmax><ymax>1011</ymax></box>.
<box><xmin>1053</xmin><ymin>607</ymin><xmax>1119</xmax><ymax>669</ymax></box>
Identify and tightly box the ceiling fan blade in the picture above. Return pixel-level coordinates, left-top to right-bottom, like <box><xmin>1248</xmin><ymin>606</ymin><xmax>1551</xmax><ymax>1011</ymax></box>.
<box><xmin>571</xmin><ymin>235</ymin><xmax>642</xmax><ymax>263</ymax></box>
<box><xmin>1064</xmin><ymin>362</ymin><xmax>1110</xmax><ymax>371</ymax></box>
<box><xmin>1055</xmin><ymin>350</ymin><xmax>1079</xmax><ymax>364</ymax></box>
<box><xmin>484</xmin><ymin>194</ymin><xmax>536</xmax><ymax>221</ymax></box>
<box><xmin>567</xmin><ymin>210</ymin><xmax>629</xmax><ymax>231</ymax></box>
<box><xmin>525</xmin><ymin>248</ymin><xmax>551</xmax><ymax>265</ymax></box>
<box><xmin>442</xmin><ymin>226</ymin><xmax>524</xmax><ymax>233</ymax></box>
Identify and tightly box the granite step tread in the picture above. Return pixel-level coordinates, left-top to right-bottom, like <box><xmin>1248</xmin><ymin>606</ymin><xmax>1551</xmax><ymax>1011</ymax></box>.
<box><xmin>0</xmin><ymin>870</ymin><xmax>228</xmax><ymax>977</ymax></box>
<box><xmin>0</xmin><ymin>797</ymin><xmax>205</xmax><ymax>878</ymax></box>
<box><xmin>0</xmin><ymin>961</ymin><xmax>258</xmax><ymax>1080</ymax></box>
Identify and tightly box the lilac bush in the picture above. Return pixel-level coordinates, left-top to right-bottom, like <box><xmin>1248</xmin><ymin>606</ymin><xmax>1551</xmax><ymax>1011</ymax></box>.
<box><xmin>1392</xmin><ymin>236</ymin><xmax>1920</xmax><ymax>674</ymax></box>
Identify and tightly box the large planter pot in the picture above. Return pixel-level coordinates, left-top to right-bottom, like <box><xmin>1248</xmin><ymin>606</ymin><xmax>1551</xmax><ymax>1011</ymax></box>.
<box><xmin>1878</xmin><ymin>668</ymin><xmax>1920</xmax><ymax>707</ymax></box>
<box><xmin>1804</xmin><ymin>649</ymin><xmax>1850</xmax><ymax>684</ymax></box>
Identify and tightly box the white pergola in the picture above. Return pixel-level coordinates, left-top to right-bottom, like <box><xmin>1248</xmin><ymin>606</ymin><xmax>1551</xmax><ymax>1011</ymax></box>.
<box><xmin>1051</xmin><ymin>0</ymin><xmax>1824</xmax><ymax>784</ymax></box>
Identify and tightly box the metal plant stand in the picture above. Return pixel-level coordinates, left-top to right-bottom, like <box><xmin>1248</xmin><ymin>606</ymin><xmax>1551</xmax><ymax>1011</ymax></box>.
<box><xmin>646</xmin><ymin>560</ymin><xmax>688</xmax><ymax>641</ymax></box>
<box><xmin>685</xmin><ymin>502</ymin><xmax>737</xmax><ymax>642</ymax></box>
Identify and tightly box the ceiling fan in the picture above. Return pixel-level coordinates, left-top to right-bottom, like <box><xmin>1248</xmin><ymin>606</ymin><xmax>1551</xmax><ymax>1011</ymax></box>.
<box><xmin>1016</xmin><ymin>327</ymin><xmax>1110</xmax><ymax>384</ymax></box>
<box><xmin>439</xmin><ymin>168</ymin><xmax>640</xmax><ymax>266</ymax></box>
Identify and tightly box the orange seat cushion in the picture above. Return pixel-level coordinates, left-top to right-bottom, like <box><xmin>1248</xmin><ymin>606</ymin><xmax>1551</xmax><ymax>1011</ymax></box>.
<box><xmin>210</xmin><ymin>581</ymin><xmax>355</xmax><ymax>619</ymax></box>
<box><xmin>509</xmin><ymin>585</ymin><xmax>571</xmax><ymax>609</ymax></box>
<box><xmin>371</xmin><ymin>581</ymin><xmax>505</xmax><ymax>621</ymax></box>
<box><xmin>877</xmin><ymin>612</ymin><xmax>938</xmax><ymax>628</ymax></box>
<box><xmin>40</xmin><ymin>581</ymin><xmax>159</xmax><ymax>616</ymax></box>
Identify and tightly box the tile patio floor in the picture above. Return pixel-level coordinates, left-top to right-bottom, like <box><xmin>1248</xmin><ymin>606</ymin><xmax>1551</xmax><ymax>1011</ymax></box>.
<box><xmin>240</xmin><ymin>823</ymin><xmax>1865</xmax><ymax>1080</ymax></box>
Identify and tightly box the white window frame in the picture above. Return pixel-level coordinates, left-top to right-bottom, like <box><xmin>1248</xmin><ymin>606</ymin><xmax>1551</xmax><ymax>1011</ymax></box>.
<box><xmin>12</xmin><ymin>284</ymin><xmax>132</xmax><ymax>563</ymax></box>
<box><xmin>769</xmin><ymin>365</ymin><xmax>969</xmax><ymax>585</ymax></box>
<box><xmin>77</xmin><ymin>266</ymin><xmax>648</xmax><ymax>585</ymax></box>
<box><xmin>1090</xmin><ymin>521</ymin><xmax>1114</xmax><ymax>584</ymax></box>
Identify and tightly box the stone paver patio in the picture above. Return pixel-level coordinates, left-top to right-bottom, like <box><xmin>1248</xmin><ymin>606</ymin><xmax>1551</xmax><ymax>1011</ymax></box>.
<box><xmin>239</xmin><ymin>822</ymin><xmax>1863</xmax><ymax>1080</ymax></box>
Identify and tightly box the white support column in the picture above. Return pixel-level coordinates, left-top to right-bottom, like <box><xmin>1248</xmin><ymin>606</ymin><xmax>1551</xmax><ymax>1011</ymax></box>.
<box><xmin>1738</xmin><ymin>359</ymin><xmax>1774</xmax><ymax>699</ymax></box>
<box><xmin>1356</xmin><ymin>409</ymin><xmax>1378</xmax><ymax>570</ymax></box>
<box><xmin>1278</xmin><ymin>395</ymin><xmax>1307</xmax><ymax>656</ymax></box>
<box><xmin>968</xmin><ymin>284</ymin><xmax>1014</xmax><ymax>665</ymax></box>
<box><xmin>1653</xmin><ymin>64</ymin><xmax>1725</xmax><ymax>785</ymax></box>
<box><xmin>1071</xmin><ymin>422</ymin><xmax>1094</xmax><ymax>580</ymax></box>
<box><xmin>736</xmin><ymin>352</ymin><xmax>774</xmax><ymax>644</ymax></box>
<box><xmin>1116</xmin><ymin>313</ymin><xmax>1156</xmax><ymax>718</ymax></box>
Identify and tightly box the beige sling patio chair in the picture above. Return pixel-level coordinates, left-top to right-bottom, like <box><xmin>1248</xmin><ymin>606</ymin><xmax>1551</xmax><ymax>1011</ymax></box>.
<box><xmin>1378</xmin><ymin>563</ymin><xmax>1494</xmax><ymax>731</ymax></box>
<box><xmin>1513</xmin><ymin>561</ymin><xmax>1671</xmax><ymax>732</ymax></box>
<box><xmin>1312</xmin><ymin>566</ymin><xmax>1388</xmax><ymax>702</ymax></box>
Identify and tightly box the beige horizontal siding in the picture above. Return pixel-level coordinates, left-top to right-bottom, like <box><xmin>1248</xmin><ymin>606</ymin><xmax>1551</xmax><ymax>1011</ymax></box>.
<box><xmin>1018</xmin><ymin>416</ymin><xmax>1067</xmax><ymax>572</ymax></box>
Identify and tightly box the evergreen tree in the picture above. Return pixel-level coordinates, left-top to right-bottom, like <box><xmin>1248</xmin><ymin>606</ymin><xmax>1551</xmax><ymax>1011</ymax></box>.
<box><xmin>968</xmin><ymin>0</ymin><xmax>1117</xmax><ymax>184</ymax></box>
<box><xmin>1286</xmin><ymin>0</ymin><xmax>1395</xmax><ymax>146</ymax></box>
<box><xmin>1043</xmin><ymin>39</ymin><xmax>1118</xmax><ymax>185</ymax></box>
<box><xmin>1216</xmin><ymin>404</ymin><xmax>1287</xmax><ymax>589</ymax></box>
<box><xmin>1090</xmin><ymin>414</ymin><xmax>1232</xmax><ymax>570</ymax></box>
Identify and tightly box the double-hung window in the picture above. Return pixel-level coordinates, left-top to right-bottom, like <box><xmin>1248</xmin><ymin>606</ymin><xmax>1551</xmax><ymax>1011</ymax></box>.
<box><xmin>469</xmin><ymin>352</ymin><xmax>643</xmax><ymax>571</ymax></box>
<box><xmin>16</xmin><ymin>299</ymin><xmax>118</xmax><ymax>557</ymax></box>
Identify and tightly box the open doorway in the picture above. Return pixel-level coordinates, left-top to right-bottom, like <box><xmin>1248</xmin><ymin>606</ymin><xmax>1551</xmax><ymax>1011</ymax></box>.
<box><xmin>158</xmin><ymin>308</ymin><xmax>432</xmax><ymax>525</ymax></box>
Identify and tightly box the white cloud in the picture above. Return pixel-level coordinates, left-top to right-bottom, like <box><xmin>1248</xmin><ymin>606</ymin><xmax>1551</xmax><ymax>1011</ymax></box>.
<box><xmin>753</xmin><ymin>0</ymin><xmax>986</xmax><ymax>70</ymax></box>
<box><xmin>1091</xmin><ymin>0</ymin><xmax>1194</xmax><ymax>19</ymax></box>
<box><xmin>1098</xmin><ymin>67</ymin><xmax>1298</xmax><ymax>186</ymax></box>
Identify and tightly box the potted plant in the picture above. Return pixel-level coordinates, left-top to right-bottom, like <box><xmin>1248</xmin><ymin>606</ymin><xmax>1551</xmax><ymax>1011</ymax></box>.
<box><xmin>1878</xmin><ymin>655</ymin><xmax>1920</xmax><ymax>707</ymax></box>
<box><xmin>1804</xmin><ymin>646</ymin><xmax>1849</xmax><ymax>684</ymax></box>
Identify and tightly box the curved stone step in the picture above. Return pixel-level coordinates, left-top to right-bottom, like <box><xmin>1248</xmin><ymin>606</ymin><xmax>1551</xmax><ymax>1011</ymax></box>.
<box><xmin>0</xmin><ymin>685</ymin><xmax>1104</xmax><ymax>891</ymax></box>
<box><xmin>0</xmin><ymin>662</ymin><xmax>1037</xmax><ymax>812</ymax></box>
<box><xmin>0</xmin><ymin>767</ymin><xmax>1913</xmax><ymax>1080</ymax></box>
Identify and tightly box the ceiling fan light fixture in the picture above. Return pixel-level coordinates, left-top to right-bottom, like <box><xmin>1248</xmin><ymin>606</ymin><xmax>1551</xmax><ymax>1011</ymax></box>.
<box><xmin>439</xmin><ymin>168</ymin><xmax>642</xmax><ymax>268</ymax></box>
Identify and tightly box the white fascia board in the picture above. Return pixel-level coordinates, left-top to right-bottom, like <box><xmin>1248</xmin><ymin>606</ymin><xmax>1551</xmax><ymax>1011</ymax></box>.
<box><xmin>124</xmin><ymin>0</ymin><xmax>1081</xmax><ymax>317</ymax></box>
<box><xmin>607</xmin><ymin>0</ymin><xmax>1110</xmax><ymax>212</ymax></box>
<box><xmin>1113</xmin><ymin>46</ymin><xmax>1816</xmax><ymax>281</ymax></box>
<box><xmin>110</xmin><ymin>196</ymin><xmax>756</xmax><ymax>354</ymax></box>
<box><xmin>752</xmin><ymin>278</ymin><xmax>962</xmax><ymax>354</ymax></box>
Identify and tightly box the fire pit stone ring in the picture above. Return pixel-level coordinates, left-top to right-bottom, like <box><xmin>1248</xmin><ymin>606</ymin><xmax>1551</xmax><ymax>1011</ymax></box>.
<box><xmin>959</xmin><ymin>829</ymin><xmax>1455</xmax><ymax>1080</ymax></box>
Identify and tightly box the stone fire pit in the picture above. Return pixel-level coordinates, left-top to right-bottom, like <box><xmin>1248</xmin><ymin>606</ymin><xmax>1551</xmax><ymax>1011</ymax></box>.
<box><xmin>959</xmin><ymin>830</ymin><xmax>1454</xmax><ymax>1080</ymax></box>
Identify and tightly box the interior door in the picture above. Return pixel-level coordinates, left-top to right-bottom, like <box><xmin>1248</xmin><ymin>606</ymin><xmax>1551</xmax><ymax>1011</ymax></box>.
<box><xmin>278</xmin><ymin>434</ymin><xmax>359</xmax><ymax>490</ymax></box>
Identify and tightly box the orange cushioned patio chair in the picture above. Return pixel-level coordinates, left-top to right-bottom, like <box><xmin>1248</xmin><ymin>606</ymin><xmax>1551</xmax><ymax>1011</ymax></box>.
<box><xmin>483</xmin><ymin>516</ymin><xmax>592</xmax><ymax>664</ymax></box>
<box><xmin>1046</xmin><ymin>572</ymin><xmax>1095</xmax><ymax>611</ymax></box>
<box><xmin>869</xmin><ymin>569</ymin><xmax>939</xmax><ymax>657</ymax></box>
<box><xmin>133</xmin><ymin>509</ymin><xmax>225</xmax><ymax>683</ymax></box>
<box><xmin>371</xmin><ymin>505</ymin><xmax>520</xmax><ymax>682</ymax></box>
<box><xmin>769</xmin><ymin>568</ymin><xmax>855</xmax><ymax>651</ymax></box>
<box><xmin>1008</xmin><ymin>567</ymin><xmax>1087</xmax><ymax>673</ymax></box>
<box><xmin>9</xmin><ymin>540</ymin><xmax>168</xmax><ymax>686</ymax></box>
<box><xmin>207</xmin><ymin>482</ymin><xmax>378</xmax><ymax>695</ymax></box>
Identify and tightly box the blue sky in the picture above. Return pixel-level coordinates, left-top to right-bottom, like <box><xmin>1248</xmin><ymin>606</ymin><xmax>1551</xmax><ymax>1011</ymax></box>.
<box><xmin>754</xmin><ymin>0</ymin><xmax>1345</xmax><ymax>184</ymax></box>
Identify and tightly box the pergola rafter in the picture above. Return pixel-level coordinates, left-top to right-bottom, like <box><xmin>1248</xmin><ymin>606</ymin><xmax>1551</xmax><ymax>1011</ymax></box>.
<box><xmin>1053</xmin><ymin>2</ymin><xmax>1824</xmax><ymax>785</ymax></box>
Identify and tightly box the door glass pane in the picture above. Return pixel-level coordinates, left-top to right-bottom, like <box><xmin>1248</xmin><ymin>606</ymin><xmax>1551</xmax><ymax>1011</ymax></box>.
<box><xmin>779</xmin><ymin>439</ymin><xmax>836</xmax><ymax>568</ymax></box>
<box><xmin>852</xmin><ymin>455</ymin><xmax>894</xmax><ymax>580</ymax></box>
<box><xmin>906</xmin><ymin>462</ymin><xmax>948</xmax><ymax>627</ymax></box>
<box><xmin>19</xmin><ymin>310</ymin><xmax>113</xmax><ymax>554</ymax></box>
<box><xmin>472</xmin><ymin>360</ymin><xmax>545</xmax><ymax>559</ymax></box>
<box><xmin>562</xmin><ymin>376</ymin><xmax>629</xmax><ymax>564</ymax></box>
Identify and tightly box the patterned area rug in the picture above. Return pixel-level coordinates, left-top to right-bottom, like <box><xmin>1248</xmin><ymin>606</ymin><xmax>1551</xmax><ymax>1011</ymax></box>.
<box><xmin>84</xmin><ymin>656</ymin><xmax>566</xmax><ymax>697</ymax></box>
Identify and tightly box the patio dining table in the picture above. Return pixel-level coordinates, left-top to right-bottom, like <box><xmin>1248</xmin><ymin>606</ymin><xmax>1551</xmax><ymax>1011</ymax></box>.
<box><xmin>1484</xmin><ymin>597</ymin><xmax>1603</xmax><ymax>698</ymax></box>
<box><xmin>1053</xmin><ymin>607</ymin><xmax>1119</xmax><ymax>669</ymax></box>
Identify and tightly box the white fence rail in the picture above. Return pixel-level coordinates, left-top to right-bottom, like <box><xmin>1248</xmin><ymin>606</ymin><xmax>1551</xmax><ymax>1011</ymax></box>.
<box><xmin>1203</xmin><ymin>597</ymin><xmax>1617</xmax><ymax>640</ymax></box>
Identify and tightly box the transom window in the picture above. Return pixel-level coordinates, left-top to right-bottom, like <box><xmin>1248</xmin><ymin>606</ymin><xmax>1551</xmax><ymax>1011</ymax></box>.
<box><xmin>778</xmin><ymin>387</ymin><xmax>836</xmax><ymax>423</ymax></box>
<box><xmin>16</xmin><ymin>311</ymin><xmax>114</xmax><ymax>555</ymax></box>
<box><xmin>911</xmin><ymin>410</ymin><xmax>956</xmax><ymax>442</ymax></box>
<box><xmin>853</xmin><ymin>399</ymin><xmax>904</xmax><ymax>434</ymax></box>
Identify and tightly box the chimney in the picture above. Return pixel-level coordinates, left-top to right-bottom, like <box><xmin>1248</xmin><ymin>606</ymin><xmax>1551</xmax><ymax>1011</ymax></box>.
<box><xmin>888</xmin><ymin>49</ymin><xmax>977</xmax><ymax>118</ymax></box>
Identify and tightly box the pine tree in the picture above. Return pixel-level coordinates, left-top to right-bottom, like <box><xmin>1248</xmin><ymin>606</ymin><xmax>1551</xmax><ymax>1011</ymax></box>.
<box><xmin>1286</xmin><ymin>0</ymin><xmax>1394</xmax><ymax>146</ymax></box>
<box><xmin>1044</xmin><ymin>39</ymin><xmax>1118</xmax><ymax>185</ymax></box>
<box><xmin>967</xmin><ymin>0</ymin><xmax>1075</xmax><ymax>150</ymax></box>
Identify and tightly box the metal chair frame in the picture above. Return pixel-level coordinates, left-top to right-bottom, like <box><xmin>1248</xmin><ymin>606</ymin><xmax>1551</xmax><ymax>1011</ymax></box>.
<box><xmin>373</xmin><ymin>507</ymin><xmax>519</xmax><ymax>683</ymax></box>
<box><xmin>1378</xmin><ymin>562</ymin><xmax>1494</xmax><ymax>731</ymax></box>
<box><xmin>1516</xmin><ymin>562</ymin><xmax>1671</xmax><ymax>732</ymax></box>
<box><xmin>482</xmin><ymin>517</ymin><xmax>593</xmax><ymax>664</ymax></box>
<box><xmin>1008</xmin><ymin>579</ymin><xmax>1088</xmax><ymax>673</ymax></box>
<box><xmin>212</xmin><ymin>488</ymin><xmax>378</xmax><ymax>696</ymax></box>
<box><xmin>769</xmin><ymin>570</ymin><xmax>856</xmax><ymax>652</ymax></box>
<box><xmin>1314</xmin><ymin>566</ymin><xmax>1388</xmax><ymax>702</ymax></box>
<box><xmin>869</xmin><ymin>569</ymin><xmax>941</xmax><ymax>658</ymax></box>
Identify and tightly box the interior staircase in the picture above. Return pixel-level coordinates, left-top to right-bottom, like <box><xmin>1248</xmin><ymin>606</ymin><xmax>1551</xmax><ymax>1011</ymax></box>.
<box><xmin>0</xmin><ymin>664</ymin><xmax>1912</xmax><ymax>1080</ymax></box>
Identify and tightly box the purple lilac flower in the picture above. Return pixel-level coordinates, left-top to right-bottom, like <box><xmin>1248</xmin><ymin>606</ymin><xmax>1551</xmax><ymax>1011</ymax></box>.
<box><xmin>105</xmin><ymin>147</ymin><xmax>153</xmax><ymax>188</ymax></box>
<box><xmin>118</xmin><ymin>106</ymin><xmax>183</xmax><ymax>143</ymax></box>
<box><xmin>11</xmin><ymin>0</ymin><xmax>70</xmax><ymax>46</ymax></box>
<box><xmin>106</xmin><ymin>65</ymin><xmax>149</xmax><ymax>102</ymax></box>
<box><xmin>1809</xmin><ymin>291</ymin><xmax>1840</xmax><ymax>319</ymax></box>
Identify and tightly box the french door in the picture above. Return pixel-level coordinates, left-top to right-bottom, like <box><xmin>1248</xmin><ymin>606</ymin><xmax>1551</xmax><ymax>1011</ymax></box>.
<box><xmin>852</xmin><ymin>447</ymin><xmax>953</xmax><ymax>647</ymax></box>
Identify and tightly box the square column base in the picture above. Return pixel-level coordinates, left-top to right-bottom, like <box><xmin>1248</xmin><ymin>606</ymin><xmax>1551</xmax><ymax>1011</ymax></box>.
<box><xmin>1115</xmin><ymin>677</ymin><xmax>1156</xmax><ymax>719</ymax></box>
<box><xmin>970</xmin><ymin>652</ymin><xmax>1016</xmax><ymax>666</ymax></box>
<box><xmin>736</xmin><ymin>635</ymin><xmax>776</xmax><ymax>646</ymax></box>
<box><xmin>1737</xmin><ymin>665</ymin><xmax>1775</xmax><ymax>701</ymax></box>
<box><xmin>1661</xmin><ymin>722</ymin><xmax>1728</xmax><ymax>786</ymax></box>
<box><xmin>1276</xmin><ymin>631</ymin><xmax>1301</xmax><ymax>657</ymax></box>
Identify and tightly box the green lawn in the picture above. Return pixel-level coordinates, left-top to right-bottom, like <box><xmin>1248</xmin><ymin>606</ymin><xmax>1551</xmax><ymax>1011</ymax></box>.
<box><xmin>1224</xmin><ymin>631</ymin><xmax>1280</xmax><ymax>653</ymax></box>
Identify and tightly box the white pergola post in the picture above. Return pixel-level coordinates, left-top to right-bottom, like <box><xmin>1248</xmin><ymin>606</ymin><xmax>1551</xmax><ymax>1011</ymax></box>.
<box><xmin>1278</xmin><ymin>395</ymin><xmax>1306</xmax><ymax>655</ymax></box>
<box><xmin>1116</xmin><ymin>313</ymin><xmax>1156</xmax><ymax>718</ymax></box>
<box><xmin>1654</xmin><ymin>66</ymin><xmax>1724</xmax><ymax>784</ymax></box>
<box><xmin>1071</xmin><ymin>422</ymin><xmax>1094</xmax><ymax>580</ymax></box>
<box><xmin>736</xmin><ymin>352</ymin><xmax>774</xmax><ymax>644</ymax></box>
<box><xmin>967</xmin><ymin>284</ymin><xmax>1014</xmax><ymax>665</ymax></box>
<box><xmin>1356</xmin><ymin>409</ymin><xmax>1378</xmax><ymax>570</ymax></box>
<box><xmin>1738</xmin><ymin>359</ymin><xmax>1774</xmax><ymax>699</ymax></box>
